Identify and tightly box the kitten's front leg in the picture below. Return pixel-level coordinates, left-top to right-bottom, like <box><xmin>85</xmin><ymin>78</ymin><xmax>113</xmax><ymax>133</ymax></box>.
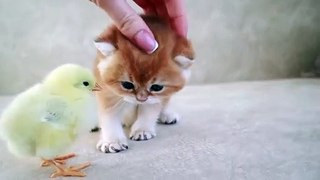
<box><xmin>130</xmin><ymin>103</ymin><xmax>162</xmax><ymax>141</ymax></box>
<box><xmin>158</xmin><ymin>99</ymin><xmax>180</xmax><ymax>125</ymax></box>
<box><xmin>97</xmin><ymin>111</ymin><xmax>128</xmax><ymax>153</ymax></box>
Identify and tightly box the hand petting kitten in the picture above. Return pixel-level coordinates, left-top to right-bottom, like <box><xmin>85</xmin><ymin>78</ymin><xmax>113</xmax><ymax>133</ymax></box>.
<box><xmin>89</xmin><ymin>0</ymin><xmax>188</xmax><ymax>54</ymax></box>
<box><xmin>93</xmin><ymin>15</ymin><xmax>194</xmax><ymax>153</ymax></box>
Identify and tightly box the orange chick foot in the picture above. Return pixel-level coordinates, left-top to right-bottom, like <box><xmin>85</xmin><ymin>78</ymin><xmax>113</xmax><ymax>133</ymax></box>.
<box><xmin>50</xmin><ymin>162</ymin><xmax>91</xmax><ymax>178</ymax></box>
<box><xmin>41</xmin><ymin>153</ymin><xmax>76</xmax><ymax>167</ymax></box>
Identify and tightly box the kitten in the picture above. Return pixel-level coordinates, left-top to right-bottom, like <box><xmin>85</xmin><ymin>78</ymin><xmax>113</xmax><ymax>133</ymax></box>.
<box><xmin>93</xmin><ymin>15</ymin><xmax>195</xmax><ymax>153</ymax></box>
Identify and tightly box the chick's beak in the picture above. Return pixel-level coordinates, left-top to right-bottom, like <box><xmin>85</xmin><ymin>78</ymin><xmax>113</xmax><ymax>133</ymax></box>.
<box><xmin>92</xmin><ymin>83</ymin><xmax>102</xmax><ymax>91</ymax></box>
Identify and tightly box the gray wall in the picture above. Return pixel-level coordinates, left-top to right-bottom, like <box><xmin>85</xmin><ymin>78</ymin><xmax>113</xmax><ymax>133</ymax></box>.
<box><xmin>0</xmin><ymin>0</ymin><xmax>319</xmax><ymax>94</ymax></box>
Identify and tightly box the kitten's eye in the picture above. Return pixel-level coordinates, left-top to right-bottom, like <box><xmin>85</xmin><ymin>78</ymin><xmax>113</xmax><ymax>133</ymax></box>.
<box><xmin>121</xmin><ymin>81</ymin><xmax>135</xmax><ymax>90</ymax></box>
<box><xmin>150</xmin><ymin>84</ymin><xmax>164</xmax><ymax>92</ymax></box>
<box><xmin>83</xmin><ymin>81</ymin><xmax>89</xmax><ymax>86</ymax></box>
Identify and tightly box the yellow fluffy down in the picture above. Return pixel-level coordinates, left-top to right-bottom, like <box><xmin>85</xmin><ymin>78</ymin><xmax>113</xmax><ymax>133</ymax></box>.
<box><xmin>0</xmin><ymin>64</ymin><xmax>96</xmax><ymax>159</ymax></box>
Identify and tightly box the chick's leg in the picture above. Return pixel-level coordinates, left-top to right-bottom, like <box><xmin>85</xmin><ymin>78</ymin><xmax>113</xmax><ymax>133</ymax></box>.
<box><xmin>48</xmin><ymin>160</ymin><xmax>90</xmax><ymax>178</ymax></box>
<box><xmin>41</xmin><ymin>153</ymin><xmax>76</xmax><ymax>167</ymax></box>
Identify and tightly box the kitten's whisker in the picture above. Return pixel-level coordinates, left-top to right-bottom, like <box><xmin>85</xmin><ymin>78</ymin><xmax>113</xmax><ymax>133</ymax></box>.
<box><xmin>108</xmin><ymin>98</ymin><xmax>125</xmax><ymax>111</ymax></box>
<box><xmin>92</xmin><ymin>83</ymin><xmax>102</xmax><ymax>91</ymax></box>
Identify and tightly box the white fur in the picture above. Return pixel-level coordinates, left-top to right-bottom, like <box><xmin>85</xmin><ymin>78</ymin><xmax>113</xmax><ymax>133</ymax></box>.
<box><xmin>158</xmin><ymin>101</ymin><xmax>181</xmax><ymax>124</ymax></box>
<box><xmin>174</xmin><ymin>55</ymin><xmax>193</xmax><ymax>69</ymax></box>
<box><xmin>129</xmin><ymin>103</ymin><xmax>162</xmax><ymax>140</ymax></box>
<box><xmin>144</xmin><ymin>97</ymin><xmax>161</xmax><ymax>104</ymax></box>
<box><xmin>96</xmin><ymin>98</ymin><xmax>163</xmax><ymax>153</ymax></box>
<box><xmin>95</xmin><ymin>42</ymin><xmax>116</xmax><ymax>76</ymax></box>
<box><xmin>97</xmin><ymin>55</ymin><xmax>114</xmax><ymax>76</ymax></box>
<box><xmin>123</xmin><ymin>97</ymin><xmax>137</xmax><ymax>104</ymax></box>
<box><xmin>123</xmin><ymin>96</ymin><xmax>161</xmax><ymax>104</ymax></box>
<box><xmin>182</xmin><ymin>69</ymin><xmax>191</xmax><ymax>81</ymax></box>
<box><xmin>174</xmin><ymin>55</ymin><xmax>193</xmax><ymax>81</ymax></box>
<box><xmin>96</xmin><ymin>102</ymin><xmax>135</xmax><ymax>153</ymax></box>
<box><xmin>94</xmin><ymin>42</ymin><xmax>115</xmax><ymax>56</ymax></box>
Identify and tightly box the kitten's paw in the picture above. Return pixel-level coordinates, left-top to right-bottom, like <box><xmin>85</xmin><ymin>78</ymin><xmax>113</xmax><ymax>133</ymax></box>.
<box><xmin>158</xmin><ymin>112</ymin><xmax>180</xmax><ymax>125</ymax></box>
<box><xmin>96</xmin><ymin>139</ymin><xmax>128</xmax><ymax>153</ymax></box>
<box><xmin>129</xmin><ymin>130</ymin><xmax>156</xmax><ymax>141</ymax></box>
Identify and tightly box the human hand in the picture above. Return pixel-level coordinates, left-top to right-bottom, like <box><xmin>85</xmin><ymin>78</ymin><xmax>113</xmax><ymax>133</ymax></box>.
<box><xmin>89</xmin><ymin>0</ymin><xmax>187</xmax><ymax>54</ymax></box>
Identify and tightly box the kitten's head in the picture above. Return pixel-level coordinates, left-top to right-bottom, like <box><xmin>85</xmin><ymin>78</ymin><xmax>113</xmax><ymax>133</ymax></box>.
<box><xmin>94</xmin><ymin>15</ymin><xmax>195</xmax><ymax>104</ymax></box>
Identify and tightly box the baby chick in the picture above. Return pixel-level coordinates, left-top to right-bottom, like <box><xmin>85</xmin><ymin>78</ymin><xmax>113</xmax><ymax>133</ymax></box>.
<box><xmin>0</xmin><ymin>64</ymin><xmax>101</xmax><ymax>178</ymax></box>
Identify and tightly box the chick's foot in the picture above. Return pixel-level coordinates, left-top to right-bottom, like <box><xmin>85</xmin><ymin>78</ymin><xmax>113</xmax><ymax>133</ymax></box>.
<box><xmin>41</xmin><ymin>153</ymin><xmax>76</xmax><ymax>167</ymax></box>
<box><xmin>50</xmin><ymin>161</ymin><xmax>91</xmax><ymax>178</ymax></box>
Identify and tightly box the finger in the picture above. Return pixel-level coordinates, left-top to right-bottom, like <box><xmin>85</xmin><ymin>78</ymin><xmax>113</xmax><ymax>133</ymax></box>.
<box><xmin>90</xmin><ymin>0</ymin><xmax>158</xmax><ymax>53</ymax></box>
<box><xmin>164</xmin><ymin>0</ymin><xmax>188</xmax><ymax>37</ymax></box>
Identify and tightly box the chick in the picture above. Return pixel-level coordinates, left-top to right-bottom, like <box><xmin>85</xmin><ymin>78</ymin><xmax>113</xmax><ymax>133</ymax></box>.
<box><xmin>0</xmin><ymin>64</ymin><xmax>100</xmax><ymax>178</ymax></box>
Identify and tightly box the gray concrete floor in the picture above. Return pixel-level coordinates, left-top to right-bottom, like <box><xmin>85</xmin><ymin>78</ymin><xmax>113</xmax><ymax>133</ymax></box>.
<box><xmin>0</xmin><ymin>79</ymin><xmax>319</xmax><ymax>179</ymax></box>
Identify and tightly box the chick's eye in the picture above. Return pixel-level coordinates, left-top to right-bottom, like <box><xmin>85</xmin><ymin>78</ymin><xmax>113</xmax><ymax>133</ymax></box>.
<box><xmin>121</xmin><ymin>81</ymin><xmax>134</xmax><ymax>90</ymax></box>
<box><xmin>83</xmin><ymin>81</ymin><xmax>89</xmax><ymax>86</ymax></box>
<box><xmin>150</xmin><ymin>84</ymin><xmax>164</xmax><ymax>92</ymax></box>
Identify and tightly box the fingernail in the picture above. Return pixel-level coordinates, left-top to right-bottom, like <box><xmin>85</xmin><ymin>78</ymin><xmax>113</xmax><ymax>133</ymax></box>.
<box><xmin>133</xmin><ymin>30</ymin><xmax>158</xmax><ymax>54</ymax></box>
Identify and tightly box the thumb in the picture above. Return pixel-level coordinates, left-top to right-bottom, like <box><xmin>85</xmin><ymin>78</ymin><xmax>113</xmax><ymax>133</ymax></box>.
<box><xmin>90</xmin><ymin>0</ymin><xmax>158</xmax><ymax>54</ymax></box>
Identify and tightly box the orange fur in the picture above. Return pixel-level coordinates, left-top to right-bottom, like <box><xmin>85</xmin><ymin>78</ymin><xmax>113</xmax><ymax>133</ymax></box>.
<box><xmin>92</xmin><ymin>15</ymin><xmax>195</xmax><ymax>150</ymax></box>
<box><xmin>94</xmin><ymin>15</ymin><xmax>194</xmax><ymax>110</ymax></box>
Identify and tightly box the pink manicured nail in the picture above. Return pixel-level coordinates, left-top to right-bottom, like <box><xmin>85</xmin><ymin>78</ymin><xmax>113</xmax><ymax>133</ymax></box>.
<box><xmin>133</xmin><ymin>30</ymin><xmax>158</xmax><ymax>54</ymax></box>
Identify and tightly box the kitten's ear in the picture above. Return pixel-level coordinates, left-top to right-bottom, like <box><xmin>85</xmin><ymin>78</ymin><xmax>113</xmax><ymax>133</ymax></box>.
<box><xmin>94</xmin><ymin>27</ymin><xmax>118</xmax><ymax>56</ymax></box>
<box><xmin>173</xmin><ymin>37</ymin><xmax>195</xmax><ymax>69</ymax></box>
<box><xmin>94</xmin><ymin>39</ymin><xmax>116</xmax><ymax>56</ymax></box>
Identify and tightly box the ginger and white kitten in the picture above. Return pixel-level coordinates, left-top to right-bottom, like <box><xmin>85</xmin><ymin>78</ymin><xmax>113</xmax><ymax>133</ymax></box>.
<box><xmin>93</xmin><ymin>15</ymin><xmax>195</xmax><ymax>153</ymax></box>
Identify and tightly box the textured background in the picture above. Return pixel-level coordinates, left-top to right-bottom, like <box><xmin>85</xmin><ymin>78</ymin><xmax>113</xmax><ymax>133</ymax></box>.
<box><xmin>0</xmin><ymin>0</ymin><xmax>320</xmax><ymax>94</ymax></box>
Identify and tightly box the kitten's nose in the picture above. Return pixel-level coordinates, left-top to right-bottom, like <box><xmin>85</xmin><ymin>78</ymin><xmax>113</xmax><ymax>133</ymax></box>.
<box><xmin>136</xmin><ymin>92</ymin><xmax>148</xmax><ymax>102</ymax></box>
<box><xmin>136</xmin><ymin>96</ymin><xmax>148</xmax><ymax>102</ymax></box>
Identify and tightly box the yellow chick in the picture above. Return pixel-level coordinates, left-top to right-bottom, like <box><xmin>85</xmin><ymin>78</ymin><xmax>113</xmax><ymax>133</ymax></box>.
<box><xmin>0</xmin><ymin>64</ymin><xmax>100</xmax><ymax>178</ymax></box>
